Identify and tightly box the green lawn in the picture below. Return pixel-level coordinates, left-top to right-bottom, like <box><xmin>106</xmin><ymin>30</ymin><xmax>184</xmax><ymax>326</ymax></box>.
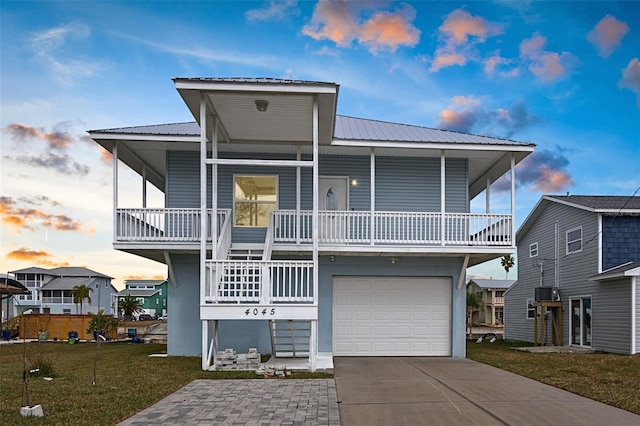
<box><xmin>0</xmin><ymin>341</ymin><xmax>331</xmax><ymax>426</ymax></box>
<box><xmin>467</xmin><ymin>340</ymin><xmax>640</xmax><ymax>415</ymax></box>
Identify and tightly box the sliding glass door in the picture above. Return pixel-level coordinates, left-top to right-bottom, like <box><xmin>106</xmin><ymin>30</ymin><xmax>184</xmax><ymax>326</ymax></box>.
<box><xmin>570</xmin><ymin>297</ymin><xmax>592</xmax><ymax>346</ymax></box>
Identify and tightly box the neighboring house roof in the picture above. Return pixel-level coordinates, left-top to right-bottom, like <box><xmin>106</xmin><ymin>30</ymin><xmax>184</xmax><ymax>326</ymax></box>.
<box><xmin>92</xmin><ymin>116</ymin><xmax>534</xmax><ymax>147</ymax></box>
<box><xmin>10</xmin><ymin>266</ymin><xmax>112</xmax><ymax>279</ymax></box>
<box><xmin>41</xmin><ymin>276</ymin><xmax>97</xmax><ymax>290</ymax></box>
<box><xmin>468</xmin><ymin>279</ymin><xmax>516</xmax><ymax>289</ymax></box>
<box><xmin>124</xmin><ymin>279</ymin><xmax>167</xmax><ymax>287</ymax></box>
<box><xmin>117</xmin><ymin>289</ymin><xmax>159</xmax><ymax>297</ymax></box>
<box><xmin>589</xmin><ymin>261</ymin><xmax>640</xmax><ymax>281</ymax></box>
<box><xmin>517</xmin><ymin>195</ymin><xmax>640</xmax><ymax>240</ymax></box>
<box><xmin>10</xmin><ymin>267</ymin><xmax>51</xmax><ymax>274</ymax></box>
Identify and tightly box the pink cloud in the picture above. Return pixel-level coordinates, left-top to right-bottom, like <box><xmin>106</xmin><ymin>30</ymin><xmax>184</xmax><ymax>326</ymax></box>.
<box><xmin>439</xmin><ymin>9</ymin><xmax>500</xmax><ymax>43</ymax></box>
<box><xmin>619</xmin><ymin>58</ymin><xmax>640</xmax><ymax>106</ymax></box>
<box><xmin>429</xmin><ymin>52</ymin><xmax>467</xmax><ymax>72</ymax></box>
<box><xmin>519</xmin><ymin>33</ymin><xmax>573</xmax><ymax>83</ymax></box>
<box><xmin>303</xmin><ymin>1</ymin><xmax>419</xmax><ymax>53</ymax></box>
<box><xmin>484</xmin><ymin>54</ymin><xmax>519</xmax><ymax>78</ymax></box>
<box><xmin>587</xmin><ymin>15</ymin><xmax>629</xmax><ymax>58</ymax></box>
<box><xmin>430</xmin><ymin>9</ymin><xmax>502</xmax><ymax>73</ymax></box>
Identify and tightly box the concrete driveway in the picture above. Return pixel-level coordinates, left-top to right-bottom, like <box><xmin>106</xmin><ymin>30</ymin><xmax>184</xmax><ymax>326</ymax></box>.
<box><xmin>334</xmin><ymin>357</ymin><xmax>640</xmax><ymax>426</ymax></box>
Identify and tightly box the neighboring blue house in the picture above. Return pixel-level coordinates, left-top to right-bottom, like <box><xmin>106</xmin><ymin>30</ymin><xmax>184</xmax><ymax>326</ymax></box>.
<box><xmin>117</xmin><ymin>279</ymin><xmax>168</xmax><ymax>318</ymax></box>
<box><xmin>89</xmin><ymin>77</ymin><xmax>534</xmax><ymax>370</ymax></box>
<box><xmin>11</xmin><ymin>267</ymin><xmax>117</xmax><ymax>316</ymax></box>
<box><xmin>505</xmin><ymin>195</ymin><xmax>640</xmax><ymax>354</ymax></box>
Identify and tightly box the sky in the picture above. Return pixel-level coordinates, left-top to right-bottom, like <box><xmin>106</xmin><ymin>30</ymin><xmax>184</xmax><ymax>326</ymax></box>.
<box><xmin>1</xmin><ymin>1</ymin><xmax>639</xmax><ymax>289</ymax></box>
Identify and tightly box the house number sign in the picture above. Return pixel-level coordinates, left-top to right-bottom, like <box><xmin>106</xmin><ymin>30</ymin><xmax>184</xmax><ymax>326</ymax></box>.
<box><xmin>245</xmin><ymin>308</ymin><xmax>276</xmax><ymax>316</ymax></box>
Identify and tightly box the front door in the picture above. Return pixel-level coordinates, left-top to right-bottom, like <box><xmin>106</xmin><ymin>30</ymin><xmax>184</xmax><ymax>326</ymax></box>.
<box><xmin>318</xmin><ymin>177</ymin><xmax>348</xmax><ymax>242</ymax></box>
<box><xmin>570</xmin><ymin>297</ymin><xmax>592</xmax><ymax>346</ymax></box>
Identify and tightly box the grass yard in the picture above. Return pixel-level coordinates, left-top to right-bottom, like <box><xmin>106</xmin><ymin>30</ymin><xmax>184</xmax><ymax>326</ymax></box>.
<box><xmin>0</xmin><ymin>341</ymin><xmax>332</xmax><ymax>426</ymax></box>
<box><xmin>467</xmin><ymin>340</ymin><xmax>640</xmax><ymax>415</ymax></box>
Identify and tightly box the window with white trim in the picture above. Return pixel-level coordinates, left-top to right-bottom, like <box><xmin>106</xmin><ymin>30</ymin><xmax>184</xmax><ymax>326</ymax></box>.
<box><xmin>529</xmin><ymin>242</ymin><xmax>538</xmax><ymax>258</ymax></box>
<box><xmin>527</xmin><ymin>298</ymin><xmax>535</xmax><ymax>319</ymax></box>
<box><xmin>234</xmin><ymin>175</ymin><xmax>278</xmax><ymax>227</ymax></box>
<box><xmin>566</xmin><ymin>226</ymin><xmax>583</xmax><ymax>254</ymax></box>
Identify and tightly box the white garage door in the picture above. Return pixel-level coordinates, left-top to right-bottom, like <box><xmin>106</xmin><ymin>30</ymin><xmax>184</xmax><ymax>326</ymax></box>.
<box><xmin>333</xmin><ymin>277</ymin><xmax>451</xmax><ymax>356</ymax></box>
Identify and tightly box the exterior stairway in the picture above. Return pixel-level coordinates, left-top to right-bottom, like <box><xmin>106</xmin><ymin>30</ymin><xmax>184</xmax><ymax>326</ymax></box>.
<box><xmin>269</xmin><ymin>320</ymin><xmax>311</xmax><ymax>358</ymax></box>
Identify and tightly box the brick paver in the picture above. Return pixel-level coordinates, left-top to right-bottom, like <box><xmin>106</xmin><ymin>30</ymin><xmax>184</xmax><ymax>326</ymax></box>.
<box><xmin>119</xmin><ymin>379</ymin><xmax>340</xmax><ymax>426</ymax></box>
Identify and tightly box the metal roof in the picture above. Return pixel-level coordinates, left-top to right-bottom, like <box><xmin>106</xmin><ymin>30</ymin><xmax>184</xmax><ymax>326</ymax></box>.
<box><xmin>468</xmin><ymin>279</ymin><xmax>516</xmax><ymax>289</ymax></box>
<box><xmin>10</xmin><ymin>266</ymin><xmax>112</xmax><ymax>279</ymax></box>
<box><xmin>172</xmin><ymin>77</ymin><xmax>338</xmax><ymax>87</ymax></box>
<box><xmin>334</xmin><ymin>115</ymin><xmax>532</xmax><ymax>146</ymax></box>
<box><xmin>92</xmin><ymin>116</ymin><xmax>534</xmax><ymax>146</ymax></box>
<box><xmin>41</xmin><ymin>276</ymin><xmax>97</xmax><ymax>290</ymax></box>
<box><xmin>117</xmin><ymin>289</ymin><xmax>159</xmax><ymax>297</ymax></box>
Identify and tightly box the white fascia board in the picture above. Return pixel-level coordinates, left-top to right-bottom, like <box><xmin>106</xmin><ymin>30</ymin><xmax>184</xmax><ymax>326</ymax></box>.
<box><xmin>89</xmin><ymin>133</ymin><xmax>199</xmax><ymax>143</ymax></box>
<box><xmin>331</xmin><ymin>139</ymin><xmax>535</xmax><ymax>152</ymax></box>
<box><xmin>544</xmin><ymin>196</ymin><xmax>640</xmax><ymax>215</ymax></box>
<box><xmin>174</xmin><ymin>80</ymin><xmax>338</xmax><ymax>94</ymax></box>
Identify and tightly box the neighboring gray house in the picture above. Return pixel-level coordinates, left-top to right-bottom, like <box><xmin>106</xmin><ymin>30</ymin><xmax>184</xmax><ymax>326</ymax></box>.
<box><xmin>90</xmin><ymin>77</ymin><xmax>534</xmax><ymax>370</ymax></box>
<box><xmin>11</xmin><ymin>267</ymin><xmax>117</xmax><ymax>316</ymax></box>
<box><xmin>505</xmin><ymin>195</ymin><xmax>640</xmax><ymax>354</ymax></box>
<box><xmin>467</xmin><ymin>278</ymin><xmax>515</xmax><ymax>326</ymax></box>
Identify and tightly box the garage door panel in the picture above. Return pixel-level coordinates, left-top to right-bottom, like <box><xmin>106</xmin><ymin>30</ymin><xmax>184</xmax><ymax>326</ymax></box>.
<box><xmin>333</xmin><ymin>277</ymin><xmax>451</xmax><ymax>356</ymax></box>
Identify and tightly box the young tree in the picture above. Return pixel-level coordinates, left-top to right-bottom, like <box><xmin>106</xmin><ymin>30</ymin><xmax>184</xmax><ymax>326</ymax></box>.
<box><xmin>501</xmin><ymin>254</ymin><xmax>515</xmax><ymax>279</ymax></box>
<box><xmin>466</xmin><ymin>290</ymin><xmax>484</xmax><ymax>336</ymax></box>
<box><xmin>72</xmin><ymin>284</ymin><xmax>93</xmax><ymax>315</ymax></box>
<box><xmin>118</xmin><ymin>294</ymin><xmax>143</xmax><ymax>320</ymax></box>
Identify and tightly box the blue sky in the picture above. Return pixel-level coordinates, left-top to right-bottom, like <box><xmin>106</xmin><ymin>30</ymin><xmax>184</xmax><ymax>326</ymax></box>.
<box><xmin>1</xmin><ymin>1</ymin><xmax>639</xmax><ymax>288</ymax></box>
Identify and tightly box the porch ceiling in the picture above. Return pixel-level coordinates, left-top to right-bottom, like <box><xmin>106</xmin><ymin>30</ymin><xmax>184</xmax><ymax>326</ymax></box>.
<box><xmin>174</xmin><ymin>78</ymin><xmax>338</xmax><ymax>146</ymax></box>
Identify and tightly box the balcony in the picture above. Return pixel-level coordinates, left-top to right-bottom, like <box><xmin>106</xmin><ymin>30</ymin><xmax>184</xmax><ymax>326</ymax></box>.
<box><xmin>115</xmin><ymin>208</ymin><xmax>512</xmax><ymax>249</ymax></box>
<box><xmin>201</xmin><ymin>260</ymin><xmax>317</xmax><ymax>320</ymax></box>
<box><xmin>41</xmin><ymin>296</ymin><xmax>75</xmax><ymax>304</ymax></box>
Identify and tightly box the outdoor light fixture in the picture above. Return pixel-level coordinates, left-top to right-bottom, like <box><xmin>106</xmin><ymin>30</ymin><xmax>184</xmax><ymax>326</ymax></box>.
<box><xmin>255</xmin><ymin>100</ymin><xmax>269</xmax><ymax>112</ymax></box>
<box><xmin>389</xmin><ymin>257</ymin><xmax>399</xmax><ymax>265</ymax></box>
<box><xmin>351</xmin><ymin>178</ymin><xmax>358</xmax><ymax>187</ymax></box>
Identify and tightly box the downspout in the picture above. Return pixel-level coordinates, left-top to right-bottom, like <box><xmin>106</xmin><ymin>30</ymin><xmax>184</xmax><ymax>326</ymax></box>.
<box><xmin>142</xmin><ymin>164</ymin><xmax>147</xmax><ymax>208</ymax></box>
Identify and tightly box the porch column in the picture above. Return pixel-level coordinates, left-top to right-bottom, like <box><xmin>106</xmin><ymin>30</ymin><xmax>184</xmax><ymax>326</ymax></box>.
<box><xmin>112</xmin><ymin>141</ymin><xmax>118</xmax><ymax>242</ymax></box>
<box><xmin>310</xmin><ymin>319</ymin><xmax>317</xmax><ymax>372</ymax></box>
<box><xmin>296</xmin><ymin>145</ymin><xmax>301</xmax><ymax>245</ymax></box>
<box><xmin>199</xmin><ymin>95</ymin><xmax>208</xmax><ymax>308</ymax></box>
<box><xmin>510</xmin><ymin>153</ymin><xmax>515</xmax><ymax>246</ymax></box>
<box><xmin>211</xmin><ymin>115</ymin><xmax>218</xmax><ymax>258</ymax></box>
<box><xmin>485</xmin><ymin>175</ymin><xmax>491</xmax><ymax>214</ymax></box>
<box><xmin>370</xmin><ymin>148</ymin><xmax>375</xmax><ymax>245</ymax></box>
<box><xmin>312</xmin><ymin>96</ymin><xmax>319</xmax><ymax>372</ymax></box>
<box><xmin>440</xmin><ymin>150</ymin><xmax>446</xmax><ymax>246</ymax></box>
<box><xmin>142</xmin><ymin>164</ymin><xmax>147</xmax><ymax>208</ymax></box>
<box><xmin>201</xmin><ymin>320</ymin><xmax>209</xmax><ymax>370</ymax></box>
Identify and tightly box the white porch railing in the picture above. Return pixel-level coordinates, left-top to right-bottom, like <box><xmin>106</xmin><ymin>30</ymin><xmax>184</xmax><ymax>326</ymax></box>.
<box><xmin>41</xmin><ymin>296</ymin><xmax>74</xmax><ymax>304</ymax></box>
<box><xmin>115</xmin><ymin>208</ymin><xmax>230</xmax><ymax>242</ymax></box>
<box><xmin>204</xmin><ymin>260</ymin><xmax>314</xmax><ymax>304</ymax></box>
<box><xmin>272</xmin><ymin>210</ymin><xmax>512</xmax><ymax>246</ymax></box>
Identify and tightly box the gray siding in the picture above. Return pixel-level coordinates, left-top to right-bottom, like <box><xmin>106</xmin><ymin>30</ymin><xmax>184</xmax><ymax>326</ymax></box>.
<box><xmin>167</xmin><ymin>152</ymin><xmax>469</xmax><ymax>244</ymax></box>
<box><xmin>507</xmin><ymin>202</ymin><xmax>600</xmax><ymax>345</ymax></box>
<box><xmin>591</xmin><ymin>278</ymin><xmax>631</xmax><ymax>354</ymax></box>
